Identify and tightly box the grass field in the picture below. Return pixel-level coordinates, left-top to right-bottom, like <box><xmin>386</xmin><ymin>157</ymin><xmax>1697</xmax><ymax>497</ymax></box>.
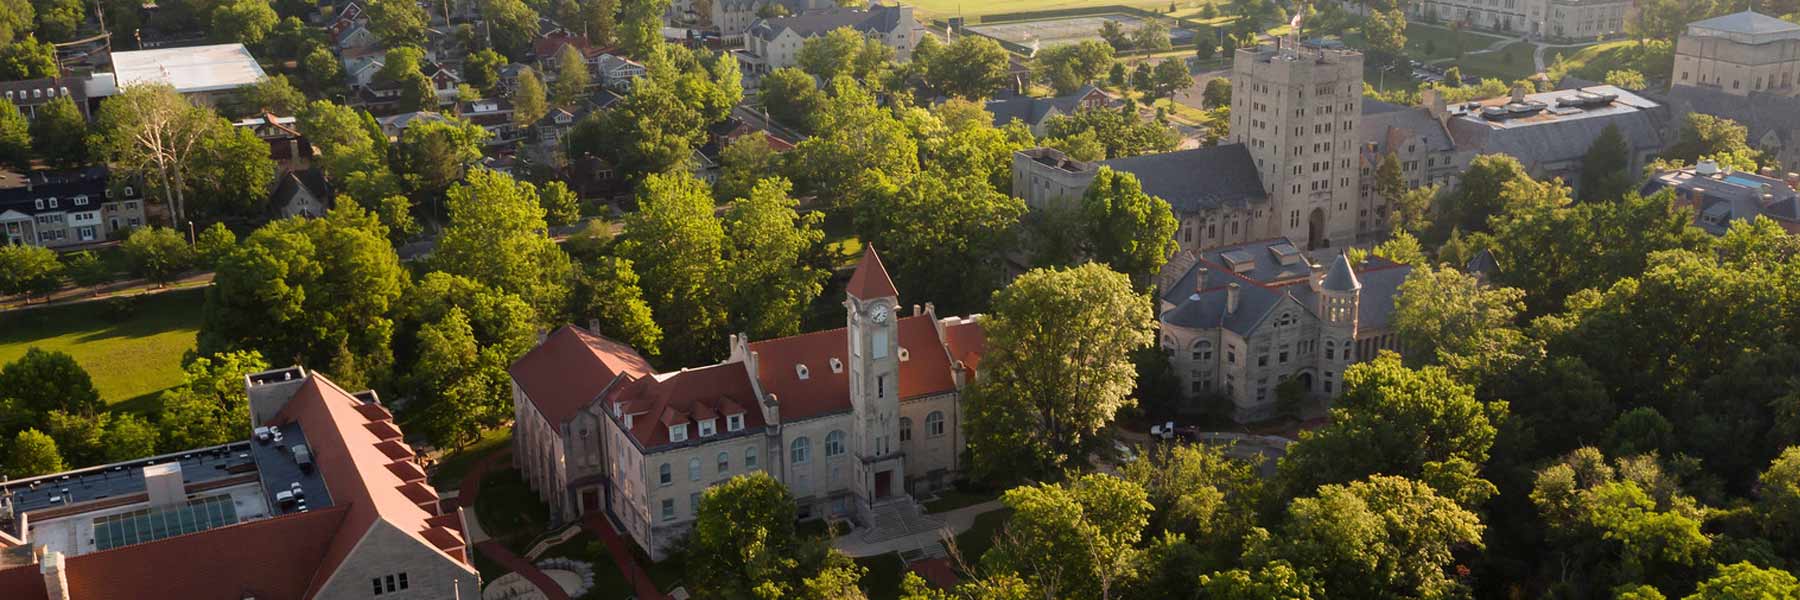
<box><xmin>1459</xmin><ymin>40</ymin><xmax>1540</xmax><ymax>81</ymax></box>
<box><xmin>1547</xmin><ymin>39</ymin><xmax>1671</xmax><ymax>83</ymax></box>
<box><xmin>913</xmin><ymin>0</ymin><xmax>1210</xmax><ymax>21</ymax></box>
<box><xmin>0</xmin><ymin>288</ymin><xmax>205</xmax><ymax>411</ymax></box>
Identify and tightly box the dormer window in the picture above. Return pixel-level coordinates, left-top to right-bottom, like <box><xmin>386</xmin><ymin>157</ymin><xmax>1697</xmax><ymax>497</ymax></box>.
<box><xmin>795</xmin><ymin>363</ymin><xmax>809</xmax><ymax>380</ymax></box>
<box><xmin>669</xmin><ymin>424</ymin><xmax>688</xmax><ymax>443</ymax></box>
<box><xmin>727</xmin><ymin>413</ymin><xmax>744</xmax><ymax>432</ymax></box>
<box><xmin>829</xmin><ymin>358</ymin><xmax>843</xmax><ymax>373</ymax></box>
<box><xmin>698</xmin><ymin>418</ymin><xmax>716</xmax><ymax>437</ymax></box>
<box><xmin>47</xmin><ymin>198</ymin><xmax>57</xmax><ymax>209</ymax></box>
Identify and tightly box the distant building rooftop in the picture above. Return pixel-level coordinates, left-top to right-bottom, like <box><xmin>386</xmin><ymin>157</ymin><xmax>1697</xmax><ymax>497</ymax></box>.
<box><xmin>108</xmin><ymin>43</ymin><xmax>267</xmax><ymax>95</ymax></box>
<box><xmin>1686</xmin><ymin>10</ymin><xmax>1800</xmax><ymax>43</ymax></box>
<box><xmin>1641</xmin><ymin>160</ymin><xmax>1800</xmax><ymax>235</ymax></box>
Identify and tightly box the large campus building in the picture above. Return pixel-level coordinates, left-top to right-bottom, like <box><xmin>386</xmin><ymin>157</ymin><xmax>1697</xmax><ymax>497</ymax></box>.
<box><xmin>509</xmin><ymin>247</ymin><xmax>984</xmax><ymax>560</ymax></box>
<box><xmin>736</xmin><ymin>4</ymin><xmax>921</xmax><ymax>73</ymax></box>
<box><xmin>1406</xmin><ymin>0</ymin><xmax>1629</xmax><ymax>41</ymax></box>
<box><xmin>0</xmin><ymin>367</ymin><xmax>479</xmax><ymax>600</ymax></box>
<box><xmin>1673</xmin><ymin>11</ymin><xmax>1800</xmax><ymax>96</ymax></box>
<box><xmin>1154</xmin><ymin>239</ymin><xmax>1411</xmax><ymax>422</ymax></box>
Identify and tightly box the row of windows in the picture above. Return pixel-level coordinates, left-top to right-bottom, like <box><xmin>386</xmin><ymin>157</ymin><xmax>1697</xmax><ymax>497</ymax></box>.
<box><xmin>659</xmin><ymin>446</ymin><xmax>761</xmax><ymax>486</ymax></box>
<box><xmin>370</xmin><ymin>572</ymin><xmax>409</xmax><ymax>595</ymax></box>
<box><xmin>668</xmin><ymin>413</ymin><xmax>747</xmax><ymax>443</ymax></box>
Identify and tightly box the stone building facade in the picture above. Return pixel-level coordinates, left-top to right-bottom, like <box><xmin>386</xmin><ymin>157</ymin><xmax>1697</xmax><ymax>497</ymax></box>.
<box><xmin>0</xmin><ymin>167</ymin><xmax>148</xmax><ymax>248</ymax></box>
<box><xmin>1410</xmin><ymin>0</ymin><xmax>1629</xmax><ymax>41</ymax></box>
<box><xmin>509</xmin><ymin>248</ymin><xmax>984</xmax><ymax>560</ymax></box>
<box><xmin>1230</xmin><ymin>41</ymin><xmax>1365</xmax><ymax>250</ymax></box>
<box><xmin>1673</xmin><ymin>11</ymin><xmax>1800</xmax><ymax>96</ymax></box>
<box><xmin>1154</xmin><ymin>239</ymin><xmax>1410</xmax><ymax>422</ymax></box>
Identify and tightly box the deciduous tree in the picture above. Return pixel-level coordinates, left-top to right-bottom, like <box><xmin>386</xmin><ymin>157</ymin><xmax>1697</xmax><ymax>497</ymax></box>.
<box><xmin>724</xmin><ymin>177</ymin><xmax>827</xmax><ymax>340</ymax></box>
<box><xmin>1080</xmin><ymin>167</ymin><xmax>1179</xmax><ymax>288</ymax></box>
<box><xmin>0</xmin><ymin>348</ymin><xmax>101</xmax><ymax>418</ymax></box>
<box><xmin>983</xmin><ymin>473</ymin><xmax>1153</xmax><ymax>600</ymax></box>
<box><xmin>618</xmin><ymin>171</ymin><xmax>728</xmax><ymax>363</ymax></box>
<box><xmin>122</xmin><ymin>226</ymin><xmax>195</xmax><ymax>286</ymax></box>
<box><xmin>367</xmin><ymin>0</ymin><xmax>429</xmax><ymax>47</ymax></box>
<box><xmin>31</xmin><ymin>95</ymin><xmax>88</xmax><ymax>169</ymax></box>
<box><xmin>926</xmin><ymin>36</ymin><xmax>1012</xmax><ymax>100</ymax></box>
<box><xmin>5</xmin><ymin>429</ymin><xmax>63</xmax><ymax>478</ymax></box>
<box><xmin>434</xmin><ymin>169</ymin><xmax>573</xmax><ymax>322</ymax></box>
<box><xmin>0</xmin><ymin>244</ymin><xmax>64</xmax><ymax>301</ymax></box>
<box><xmin>966</xmin><ymin>264</ymin><xmax>1154</xmax><ymax>479</ymax></box>
<box><xmin>155</xmin><ymin>351</ymin><xmax>269</xmax><ymax>451</ymax></box>
<box><xmin>553</xmin><ymin>44</ymin><xmax>592</xmax><ymax>106</ymax></box>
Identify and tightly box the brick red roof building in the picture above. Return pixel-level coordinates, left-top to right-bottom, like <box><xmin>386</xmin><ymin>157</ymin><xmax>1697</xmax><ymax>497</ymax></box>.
<box><xmin>509</xmin><ymin>246</ymin><xmax>985</xmax><ymax>560</ymax></box>
<box><xmin>0</xmin><ymin>368</ymin><xmax>478</xmax><ymax>600</ymax></box>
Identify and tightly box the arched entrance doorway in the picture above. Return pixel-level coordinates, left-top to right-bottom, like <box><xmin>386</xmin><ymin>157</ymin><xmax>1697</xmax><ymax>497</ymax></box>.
<box><xmin>1307</xmin><ymin>207</ymin><xmax>1327</xmax><ymax>249</ymax></box>
<box><xmin>1297</xmin><ymin>371</ymin><xmax>1314</xmax><ymax>392</ymax></box>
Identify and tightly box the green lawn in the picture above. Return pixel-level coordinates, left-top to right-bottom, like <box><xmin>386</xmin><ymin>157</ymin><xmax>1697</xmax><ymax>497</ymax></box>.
<box><xmin>474</xmin><ymin>467</ymin><xmax>551</xmax><ymax>553</ymax></box>
<box><xmin>1399</xmin><ymin>23</ymin><xmax>1508</xmax><ymax>63</ymax></box>
<box><xmin>950</xmin><ymin>508</ymin><xmax>1012</xmax><ymax>566</ymax></box>
<box><xmin>539</xmin><ymin>530</ymin><xmax>636</xmax><ymax>600</ymax></box>
<box><xmin>1547</xmin><ymin>39</ymin><xmax>1672</xmax><ymax>83</ymax></box>
<box><xmin>1458</xmin><ymin>40</ymin><xmax>1539</xmax><ymax>81</ymax></box>
<box><xmin>922</xmin><ymin>487</ymin><xmax>1001</xmax><ymax>513</ymax></box>
<box><xmin>430</xmin><ymin>427</ymin><xmax>513</xmax><ymax>489</ymax></box>
<box><xmin>0</xmin><ymin>288</ymin><xmax>205</xmax><ymax>411</ymax></box>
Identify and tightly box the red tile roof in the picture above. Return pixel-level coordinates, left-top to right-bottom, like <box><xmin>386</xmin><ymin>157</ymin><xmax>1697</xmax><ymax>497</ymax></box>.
<box><xmin>845</xmin><ymin>246</ymin><xmax>899</xmax><ymax>300</ymax></box>
<box><xmin>748</xmin><ymin>315</ymin><xmax>962</xmax><ymax>422</ymax></box>
<box><xmin>610</xmin><ymin>362</ymin><xmax>764</xmax><ymax>448</ymax></box>
<box><xmin>942</xmin><ymin>318</ymin><xmax>986</xmax><ymax>374</ymax></box>
<box><xmin>62</xmin><ymin>506</ymin><xmax>351</xmax><ymax>600</ymax></box>
<box><xmin>0</xmin><ymin>562</ymin><xmax>46</xmax><ymax>599</ymax></box>
<box><xmin>268</xmin><ymin>375</ymin><xmax>475</xmax><ymax>597</ymax></box>
<box><xmin>511</xmin><ymin>326</ymin><xmax>656</xmax><ymax>426</ymax></box>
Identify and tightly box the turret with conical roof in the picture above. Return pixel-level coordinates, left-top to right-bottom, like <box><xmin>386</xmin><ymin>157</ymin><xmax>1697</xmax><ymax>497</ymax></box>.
<box><xmin>1318</xmin><ymin>252</ymin><xmax>1361</xmax><ymax>330</ymax></box>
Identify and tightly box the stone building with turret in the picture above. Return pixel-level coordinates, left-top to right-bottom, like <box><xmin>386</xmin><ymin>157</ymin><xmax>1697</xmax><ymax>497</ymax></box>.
<box><xmin>508</xmin><ymin>247</ymin><xmax>985</xmax><ymax>560</ymax></box>
<box><xmin>1154</xmin><ymin>238</ymin><xmax>1412</xmax><ymax>422</ymax></box>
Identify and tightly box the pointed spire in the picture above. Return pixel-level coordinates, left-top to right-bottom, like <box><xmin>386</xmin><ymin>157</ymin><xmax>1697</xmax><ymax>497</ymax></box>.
<box><xmin>845</xmin><ymin>245</ymin><xmax>899</xmax><ymax>301</ymax></box>
<box><xmin>1320</xmin><ymin>252</ymin><xmax>1361</xmax><ymax>292</ymax></box>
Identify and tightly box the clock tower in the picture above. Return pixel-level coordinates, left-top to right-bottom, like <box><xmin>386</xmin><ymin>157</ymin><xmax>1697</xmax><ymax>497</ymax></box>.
<box><xmin>844</xmin><ymin>246</ymin><xmax>905</xmax><ymax>505</ymax></box>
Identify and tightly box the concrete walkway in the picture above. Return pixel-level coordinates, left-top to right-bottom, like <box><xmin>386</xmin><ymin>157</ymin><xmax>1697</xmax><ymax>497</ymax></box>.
<box><xmin>833</xmin><ymin>499</ymin><xmax>1007</xmax><ymax>558</ymax></box>
<box><xmin>581</xmin><ymin>512</ymin><xmax>669</xmax><ymax>600</ymax></box>
<box><xmin>475</xmin><ymin>541</ymin><xmax>572</xmax><ymax>600</ymax></box>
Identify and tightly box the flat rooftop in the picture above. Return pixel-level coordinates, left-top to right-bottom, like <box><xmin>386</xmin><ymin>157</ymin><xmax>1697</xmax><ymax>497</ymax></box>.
<box><xmin>1449</xmin><ymin>85</ymin><xmax>1658</xmax><ymax>130</ymax></box>
<box><xmin>1</xmin><ymin>443</ymin><xmax>255</xmax><ymax>515</ymax></box>
<box><xmin>110</xmin><ymin>43</ymin><xmax>266</xmax><ymax>94</ymax></box>
<box><xmin>249</xmin><ymin>420</ymin><xmax>336</xmax><ymax>517</ymax></box>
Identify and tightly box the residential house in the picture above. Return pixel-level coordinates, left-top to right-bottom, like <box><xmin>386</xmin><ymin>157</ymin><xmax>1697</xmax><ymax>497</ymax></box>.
<box><xmin>0</xmin><ymin>78</ymin><xmax>88</xmax><ymax>119</ymax></box>
<box><xmin>459</xmin><ymin>98</ymin><xmax>523</xmax><ymax>145</ymax></box>
<box><xmin>984</xmin><ymin>84</ymin><xmax>1116</xmax><ymax>137</ymax></box>
<box><xmin>739</xmin><ymin>4</ymin><xmax>921</xmax><ymax>73</ymax></box>
<box><xmin>509</xmin><ymin>247</ymin><xmax>983</xmax><ymax>560</ymax></box>
<box><xmin>377</xmin><ymin>111</ymin><xmax>449</xmax><ymax>140</ymax></box>
<box><xmin>234</xmin><ymin>113</ymin><xmax>315</xmax><ymax>173</ymax></box>
<box><xmin>597</xmin><ymin>54</ymin><xmax>647</xmax><ymax>92</ymax></box>
<box><xmin>0</xmin><ymin>167</ymin><xmax>147</xmax><ymax>248</ymax></box>
<box><xmin>270</xmin><ymin>169</ymin><xmax>335</xmax><ymax>219</ymax></box>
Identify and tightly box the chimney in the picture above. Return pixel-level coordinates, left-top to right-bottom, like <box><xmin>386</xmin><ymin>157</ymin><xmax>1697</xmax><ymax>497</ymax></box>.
<box><xmin>1509</xmin><ymin>84</ymin><xmax>1527</xmax><ymax>103</ymax></box>
<box><xmin>1421</xmin><ymin>87</ymin><xmax>1448</xmax><ymax>125</ymax></box>
<box><xmin>923</xmin><ymin>302</ymin><xmax>936</xmax><ymax>317</ymax></box>
<box><xmin>1194</xmin><ymin>267</ymin><xmax>1209</xmax><ymax>295</ymax></box>
<box><xmin>1786</xmin><ymin>172</ymin><xmax>1799</xmax><ymax>188</ymax></box>
<box><xmin>911</xmin><ymin>304</ymin><xmax>920</xmax><ymax>316</ymax></box>
<box><xmin>1308</xmin><ymin>263</ymin><xmax>1324</xmax><ymax>291</ymax></box>
<box><xmin>1226</xmin><ymin>282</ymin><xmax>1240</xmax><ymax>314</ymax></box>
<box><xmin>42</xmin><ymin>551</ymin><xmax>69</xmax><ymax>600</ymax></box>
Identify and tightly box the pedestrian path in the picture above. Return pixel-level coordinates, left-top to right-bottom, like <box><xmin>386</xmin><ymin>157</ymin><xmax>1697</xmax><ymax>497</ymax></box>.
<box><xmin>833</xmin><ymin>499</ymin><xmax>1007</xmax><ymax>558</ymax></box>
<box><xmin>582</xmin><ymin>512</ymin><xmax>669</xmax><ymax>600</ymax></box>
<box><xmin>476</xmin><ymin>540</ymin><xmax>572</xmax><ymax>600</ymax></box>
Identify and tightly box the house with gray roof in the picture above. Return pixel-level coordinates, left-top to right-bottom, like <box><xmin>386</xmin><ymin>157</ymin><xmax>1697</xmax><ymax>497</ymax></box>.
<box><xmin>985</xmin><ymin>85</ymin><xmax>1116</xmax><ymax>137</ymax></box>
<box><xmin>1154</xmin><ymin>238</ymin><xmax>1410</xmax><ymax>422</ymax></box>
<box><xmin>737</xmin><ymin>4</ymin><xmax>921</xmax><ymax>74</ymax></box>
<box><xmin>1012</xmin><ymin>144</ymin><xmax>1271</xmax><ymax>254</ymax></box>
<box><xmin>1640</xmin><ymin>159</ymin><xmax>1800</xmax><ymax>235</ymax></box>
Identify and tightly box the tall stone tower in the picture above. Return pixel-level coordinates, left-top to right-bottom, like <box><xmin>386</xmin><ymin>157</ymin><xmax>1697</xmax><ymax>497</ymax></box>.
<box><xmin>1314</xmin><ymin>253</ymin><xmax>1362</xmax><ymax>394</ymax></box>
<box><xmin>1230</xmin><ymin>39</ymin><xmax>1364</xmax><ymax>249</ymax></box>
<box><xmin>844</xmin><ymin>245</ymin><xmax>906</xmax><ymax>506</ymax></box>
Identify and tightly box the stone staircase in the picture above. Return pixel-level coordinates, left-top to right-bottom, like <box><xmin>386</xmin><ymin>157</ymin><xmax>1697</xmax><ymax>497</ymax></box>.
<box><xmin>860</xmin><ymin>497</ymin><xmax>943</xmax><ymax>544</ymax></box>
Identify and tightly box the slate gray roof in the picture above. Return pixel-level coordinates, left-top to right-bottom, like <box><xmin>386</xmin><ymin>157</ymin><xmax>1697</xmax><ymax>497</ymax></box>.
<box><xmin>749</xmin><ymin>5</ymin><xmax>907</xmax><ymax>42</ymax></box>
<box><xmin>1444</xmin><ymin>85</ymin><xmax>1666</xmax><ymax>171</ymax></box>
<box><xmin>986</xmin><ymin>84</ymin><xmax>1107</xmax><ymax>128</ymax></box>
<box><xmin>1100</xmin><ymin>144</ymin><xmax>1267</xmax><ymax>215</ymax></box>
<box><xmin>1687</xmin><ymin>11</ymin><xmax>1800</xmax><ymax>36</ymax></box>
<box><xmin>1320</xmin><ymin>253</ymin><xmax>1361</xmax><ymax>291</ymax></box>
<box><xmin>1159</xmin><ymin>238</ymin><xmax>1411</xmax><ymax>335</ymax></box>
<box><xmin>1360</xmin><ymin>101</ymin><xmax>1455</xmax><ymax>154</ymax></box>
<box><xmin>1664</xmin><ymin>84</ymin><xmax>1800</xmax><ymax>151</ymax></box>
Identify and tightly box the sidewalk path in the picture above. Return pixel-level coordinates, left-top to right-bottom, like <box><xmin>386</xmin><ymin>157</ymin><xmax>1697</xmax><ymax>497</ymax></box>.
<box><xmin>475</xmin><ymin>540</ymin><xmax>572</xmax><ymax>600</ymax></box>
<box><xmin>581</xmin><ymin>512</ymin><xmax>669</xmax><ymax>600</ymax></box>
<box><xmin>833</xmin><ymin>499</ymin><xmax>1008</xmax><ymax>558</ymax></box>
<box><xmin>0</xmin><ymin>272</ymin><xmax>213</xmax><ymax>313</ymax></box>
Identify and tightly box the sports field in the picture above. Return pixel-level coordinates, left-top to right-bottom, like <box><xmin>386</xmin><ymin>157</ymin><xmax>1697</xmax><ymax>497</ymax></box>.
<box><xmin>966</xmin><ymin>13</ymin><xmax>1197</xmax><ymax>48</ymax></box>
<box><xmin>0</xmin><ymin>288</ymin><xmax>204</xmax><ymax>410</ymax></box>
<box><xmin>912</xmin><ymin>0</ymin><xmax>1211</xmax><ymax>20</ymax></box>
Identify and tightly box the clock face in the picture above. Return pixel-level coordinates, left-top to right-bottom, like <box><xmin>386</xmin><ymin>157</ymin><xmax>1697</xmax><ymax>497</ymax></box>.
<box><xmin>870</xmin><ymin>304</ymin><xmax>890</xmax><ymax>324</ymax></box>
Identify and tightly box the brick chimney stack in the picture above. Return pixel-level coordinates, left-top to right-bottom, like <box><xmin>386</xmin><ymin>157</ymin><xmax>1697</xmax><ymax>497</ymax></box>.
<box><xmin>1227</xmin><ymin>282</ymin><xmax>1240</xmax><ymax>314</ymax></box>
